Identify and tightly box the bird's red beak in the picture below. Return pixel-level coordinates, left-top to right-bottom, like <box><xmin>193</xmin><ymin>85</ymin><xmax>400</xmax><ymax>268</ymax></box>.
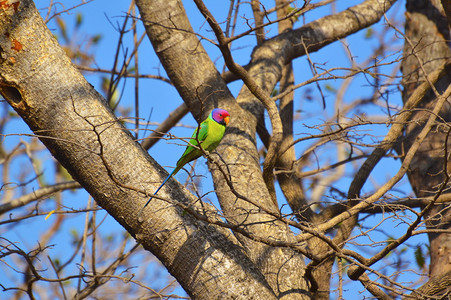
<box><xmin>224</xmin><ymin>115</ymin><xmax>230</xmax><ymax>126</ymax></box>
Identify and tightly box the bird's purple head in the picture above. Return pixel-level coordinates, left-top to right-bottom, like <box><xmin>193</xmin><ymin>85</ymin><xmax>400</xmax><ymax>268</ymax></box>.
<box><xmin>210</xmin><ymin>108</ymin><xmax>230</xmax><ymax>126</ymax></box>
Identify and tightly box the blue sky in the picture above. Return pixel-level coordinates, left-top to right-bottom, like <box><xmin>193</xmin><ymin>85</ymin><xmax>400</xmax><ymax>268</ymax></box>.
<box><xmin>1</xmin><ymin>0</ymin><xmax>429</xmax><ymax>298</ymax></box>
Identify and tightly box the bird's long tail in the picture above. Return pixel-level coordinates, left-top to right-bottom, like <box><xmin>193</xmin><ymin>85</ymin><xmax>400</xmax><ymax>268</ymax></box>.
<box><xmin>138</xmin><ymin>168</ymin><xmax>177</xmax><ymax>221</ymax></box>
<box><xmin>146</xmin><ymin>168</ymin><xmax>177</xmax><ymax>207</ymax></box>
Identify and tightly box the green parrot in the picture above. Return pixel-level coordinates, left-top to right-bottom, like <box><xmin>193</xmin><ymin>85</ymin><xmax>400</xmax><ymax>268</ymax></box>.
<box><xmin>141</xmin><ymin>108</ymin><xmax>230</xmax><ymax>211</ymax></box>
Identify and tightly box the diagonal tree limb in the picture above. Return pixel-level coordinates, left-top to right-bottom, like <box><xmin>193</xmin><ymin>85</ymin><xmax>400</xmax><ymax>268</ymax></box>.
<box><xmin>135</xmin><ymin>0</ymin><xmax>310</xmax><ymax>297</ymax></box>
<box><xmin>295</xmin><ymin>71</ymin><xmax>451</xmax><ymax>241</ymax></box>
<box><xmin>318</xmin><ymin>59</ymin><xmax>451</xmax><ymax>222</ymax></box>
<box><xmin>0</xmin><ymin>1</ymin><xmax>279</xmax><ymax>298</ymax></box>
<box><xmin>0</xmin><ymin>181</ymin><xmax>81</xmax><ymax>215</ymax></box>
<box><xmin>193</xmin><ymin>0</ymin><xmax>282</xmax><ymax>205</ymax></box>
<box><xmin>274</xmin><ymin>0</ymin><xmax>310</xmax><ymax>220</ymax></box>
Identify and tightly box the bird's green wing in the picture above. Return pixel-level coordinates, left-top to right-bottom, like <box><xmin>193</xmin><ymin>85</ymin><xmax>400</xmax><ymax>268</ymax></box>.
<box><xmin>139</xmin><ymin>122</ymin><xmax>209</xmax><ymax>212</ymax></box>
<box><xmin>140</xmin><ymin>110</ymin><xmax>228</xmax><ymax>216</ymax></box>
<box><xmin>193</xmin><ymin>119</ymin><xmax>210</xmax><ymax>143</ymax></box>
<box><xmin>173</xmin><ymin>120</ymin><xmax>209</xmax><ymax>175</ymax></box>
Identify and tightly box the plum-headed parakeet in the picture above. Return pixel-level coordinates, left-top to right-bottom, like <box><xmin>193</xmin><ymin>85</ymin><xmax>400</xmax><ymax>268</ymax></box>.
<box><xmin>141</xmin><ymin>108</ymin><xmax>230</xmax><ymax>211</ymax></box>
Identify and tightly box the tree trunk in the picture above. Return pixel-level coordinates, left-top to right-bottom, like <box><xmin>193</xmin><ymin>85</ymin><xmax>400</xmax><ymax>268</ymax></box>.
<box><xmin>0</xmin><ymin>1</ymin><xmax>282</xmax><ymax>298</ymax></box>
<box><xmin>0</xmin><ymin>0</ymin><xmax>414</xmax><ymax>298</ymax></box>
<box><xmin>135</xmin><ymin>0</ymin><xmax>310</xmax><ymax>297</ymax></box>
<box><xmin>400</xmin><ymin>0</ymin><xmax>451</xmax><ymax>282</ymax></box>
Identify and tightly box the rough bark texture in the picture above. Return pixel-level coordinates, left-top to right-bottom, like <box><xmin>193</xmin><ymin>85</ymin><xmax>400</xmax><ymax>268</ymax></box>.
<box><xmin>400</xmin><ymin>0</ymin><xmax>451</xmax><ymax>282</ymax></box>
<box><xmin>239</xmin><ymin>1</ymin><xmax>397</xmax><ymax>298</ymax></box>
<box><xmin>273</xmin><ymin>0</ymin><xmax>308</xmax><ymax>219</ymax></box>
<box><xmin>135</xmin><ymin>0</ymin><xmax>310</xmax><ymax>298</ymax></box>
<box><xmin>0</xmin><ymin>0</ymin><xmax>412</xmax><ymax>298</ymax></box>
<box><xmin>136</xmin><ymin>0</ymin><xmax>399</xmax><ymax>298</ymax></box>
<box><xmin>0</xmin><ymin>1</ymin><xmax>281</xmax><ymax>299</ymax></box>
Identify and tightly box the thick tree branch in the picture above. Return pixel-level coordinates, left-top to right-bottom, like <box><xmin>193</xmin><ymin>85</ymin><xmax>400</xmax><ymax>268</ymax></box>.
<box><xmin>0</xmin><ymin>1</ymin><xmax>279</xmax><ymax>298</ymax></box>
<box><xmin>295</xmin><ymin>75</ymin><xmax>451</xmax><ymax>241</ymax></box>
<box><xmin>400</xmin><ymin>0</ymin><xmax>451</xmax><ymax>279</ymax></box>
<box><xmin>409</xmin><ymin>269</ymin><xmax>451</xmax><ymax>299</ymax></box>
<box><xmin>135</xmin><ymin>0</ymin><xmax>309</xmax><ymax>298</ymax></box>
<box><xmin>0</xmin><ymin>181</ymin><xmax>81</xmax><ymax>215</ymax></box>
<box><xmin>273</xmin><ymin>0</ymin><xmax>310</xmax><ymax>219</ymax></box>
<box><xmin>193</xmin><ymin>0</ymin><xmax>282</xmax><ymax>205</ymax></box>
<box><xmin>347</xmin><ymin>60</ymin><xmax>451</xmax><ymax>200</ymax></box>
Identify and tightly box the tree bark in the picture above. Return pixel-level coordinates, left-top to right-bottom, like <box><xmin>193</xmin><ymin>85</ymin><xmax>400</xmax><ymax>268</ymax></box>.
<box><xmin>135</xmin><ymin>0</ymin><xmax>400</xmax><ymax>297</ymax></box>
<box><xmin>400</xmin><ymin>0</ymin><xmax>451</xmax><ymax>286</ymax></box>
<box><xmin>0</xmin><ymin>1</ymin><xmax>281</xmax><ymax>298</ymax></box>
<box><xmin>135</xmin><ymin>0</ymin><xmax>310</xmax><ymax>297</ymax></box>
<box><xmin>0</xmin><ymin>0</ymin><xmax>414</xmax><ymax>298</ymax></box>
<box><xmin>237</xmin><ymin>1</ymin><xmax>397</xmax><ymax>299</ymax></box>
